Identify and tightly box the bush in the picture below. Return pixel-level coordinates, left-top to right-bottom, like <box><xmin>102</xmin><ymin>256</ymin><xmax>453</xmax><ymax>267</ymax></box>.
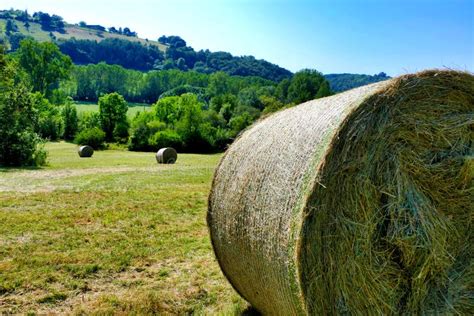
<box><xmin>0</xmin><ymin>50</ymin><xmax>47</xmax><ymax>167</ymax></box>
<box><xmin>74</xmin><ymin>127</ymin><xmax>105</xmax><ymax>149</ymax></box>
<box><xmin>62</xmin><ymin>103</ymin><xmax>78</xmax><ymax>141</ymax></box>
<box><xmin>113</xmin><ymin>121</ymin><xmax>129</xmax><ymax>143</ymax></box>
<box><xmin>33</xmin><ymin>94</ymin><xmax>63</xmax><ymax>141</ymax></box>
<box><xmin>79</xmin><ymin>112</ymin><xmax>101</xmax><ymax>130</ymax></box>
<box><xmin>149</xmin><ymin>129</ymin><xmax>182</xmax><ymax>150</ymax></box>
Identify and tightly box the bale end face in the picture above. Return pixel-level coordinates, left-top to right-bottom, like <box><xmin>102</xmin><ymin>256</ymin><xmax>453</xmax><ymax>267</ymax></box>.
<box><xmin>156</xmin><ymin>147</ymin><xmax>178</xmax><ymax>164</ymax></box>
<box><xmin>78</xmin><ymin>145</ymin><xmax>94</xmax><ymax>158</ymax></box>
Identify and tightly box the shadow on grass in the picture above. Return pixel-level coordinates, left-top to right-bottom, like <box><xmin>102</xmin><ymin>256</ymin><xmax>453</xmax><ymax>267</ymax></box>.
<box><xmin>0</xmin><ymin>166</ymin><xmax>44</xmax><ymax>173</ymax></box>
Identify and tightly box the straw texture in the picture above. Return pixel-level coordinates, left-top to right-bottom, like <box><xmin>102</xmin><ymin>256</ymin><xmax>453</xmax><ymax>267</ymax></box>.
<box><xmin>208</xmin><ymin>70</ymin><xmax>473</xmax><ymax>315</ymax></box>
<box><xmin>78</xmin><ymin>145</ymin><xmax>94</xmax><ymax>157</ymax></box>
<box><xmin>156</xmin><ymin>147</ymin><xmax>178</xmax><ymax>164</ymax></box>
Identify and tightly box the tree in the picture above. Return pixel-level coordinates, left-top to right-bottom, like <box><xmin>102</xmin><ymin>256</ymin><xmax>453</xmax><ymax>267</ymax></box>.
<box><xmin>98</xmin><ymin>92</ymin><xmax>128</xmax><ymax>141</ymax></box>
<box><xmin>8</xmin><ymin>33</ymin><xmax>27</xmax><ymax>51</ymax></box>
<box><xmin>287</xmin><ymin>69</ymin><xmax>326</xmax><ymax>104</ymax></box>
<box><xmin>24</xmin><ymin>20</ymin><xmax>30</xmax><ymax>31</ymax></box>
<box><xmin>315</xmin><ymin>81</ymin><xmax>332</xmax><ymax>98</ymax></box>
<box><xmin>16</xmin><ymin>39</ymin><xmax>72</xmax><ymax>98</ymax></box>
<box><xmin>0</xmin><ymin>48</ymin><xmax>47</xmax><ymax>166</ymax></box>
<box><xmin>62</xmin><ymin>102</ymin><xmax>79</xmax><ymax>141</ymax></box>
<box><xmin>5</xmin><ymin>19</ymin><xmax>18</xmax><ymax>35</ymax></box>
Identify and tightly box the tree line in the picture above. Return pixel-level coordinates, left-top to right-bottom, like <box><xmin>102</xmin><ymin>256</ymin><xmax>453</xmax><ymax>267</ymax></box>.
<box><xmin>1</xmin><ymin>38</ymin><xmax>332</xmax><ymax>167</ymax></box>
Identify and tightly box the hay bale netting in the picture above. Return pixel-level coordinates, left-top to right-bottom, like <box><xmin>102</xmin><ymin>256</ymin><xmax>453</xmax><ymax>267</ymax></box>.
<box><xmin>208</xmin><ymin>70</ymin><xmax>474</xmax><ymax>315</ymax></box>
<box><xmin>78</xmin><ymin>145</ymin><xmax>94</xmax><ymax>158</ymax></box>
<box><xmin>156</xmin><ymin>147</ymin><xmax>178</xmax><ymax>164</ymax></box>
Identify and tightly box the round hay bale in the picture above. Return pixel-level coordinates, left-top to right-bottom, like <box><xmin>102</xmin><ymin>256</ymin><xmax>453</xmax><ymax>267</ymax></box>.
<box><xmin>208</xmin><ymin>70</ymin><xmax>473</xmax><ymax>315</ymax></box>
<box><xmin>77</xmin><ymin>145</ymin><xmax>94</xmax><ymax>158</ymax></box>
<box><xmin>156</xmin><ymin>147</ymin><xmax>178</xmax><ymax>164</ymax></box>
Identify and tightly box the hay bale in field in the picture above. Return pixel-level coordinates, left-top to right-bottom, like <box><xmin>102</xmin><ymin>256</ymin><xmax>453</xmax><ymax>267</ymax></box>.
<box><xmin>208</xmin><ymin>70</ymin><xmax>474</xmax><ymax>315</ymax></box>
<box><xmin>78</xmin><ymin>145</ymin><xmax>94</xmax><ymax>158</ymax></box>
<box><xmin>156</xmin><ymin>147</ymin><xmax>178</xmax><ymax>164</ymax></box>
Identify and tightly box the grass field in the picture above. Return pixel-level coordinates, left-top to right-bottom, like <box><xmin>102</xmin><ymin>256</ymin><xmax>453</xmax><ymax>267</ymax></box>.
<box><xmin>74</xmin><ymin>102</ymin><xmax>152</xmax><ymax>118</ymax></box>
<box><xmin>0</xmin><ymin>142</ymin><xmax>248</xmax><ymax>314</ymax></box>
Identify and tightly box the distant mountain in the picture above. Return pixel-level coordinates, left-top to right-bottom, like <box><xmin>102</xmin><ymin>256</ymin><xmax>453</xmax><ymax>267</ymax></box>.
<box><xmin>0</xmin><ymin>9</ymin><xmax>292</xmax><ymax>82</ymax></box>
<box><xmin>324</xmin><ymin>72</ymin><xmax>391</xmax><ymax>92</ymax></box>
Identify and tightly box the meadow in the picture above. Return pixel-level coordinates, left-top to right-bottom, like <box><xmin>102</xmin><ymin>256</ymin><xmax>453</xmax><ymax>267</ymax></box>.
<box><xmin>0</xmin><ymin>142</ymin><xmax>247</xmax><ymax>314</ymax></box>
<box><xmin>74</xmin><ymin>102</ymin><xmax>152</xmax><ymax>118</ymax></box>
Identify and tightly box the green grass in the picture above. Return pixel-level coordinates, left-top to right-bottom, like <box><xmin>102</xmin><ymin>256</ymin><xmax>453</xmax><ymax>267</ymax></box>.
<box><xmin>0</xmin><ymin>142</ymin><xmax>247</xmax><ymax>314</ymax></box>
<box><xmin>74</xmin><ymin>102</ymin><xmax>152</xmax><ymax>118</ymax></box>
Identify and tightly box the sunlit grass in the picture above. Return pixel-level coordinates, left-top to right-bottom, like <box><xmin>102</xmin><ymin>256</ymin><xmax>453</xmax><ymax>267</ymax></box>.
<box><xmin>74</xmin><ymin>101</ymin><xmax>152</xmax><ymax>119</ymax></box>
<box><xmin>0</xmin><ymin>142</ymin><xmax>246</xmax><ymax>314</ymax></box>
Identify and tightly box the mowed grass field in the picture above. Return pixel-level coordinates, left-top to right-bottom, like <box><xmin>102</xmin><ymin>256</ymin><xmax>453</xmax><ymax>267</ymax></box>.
<box><xmin>74</xmin><ymin>102</ymin><xmax>152</xmax><ymax>118</ymax></box>
<box><xmin>0</xmin><ymin>142</ymin><xmax>247</xmax><ymax>314</ymax></box>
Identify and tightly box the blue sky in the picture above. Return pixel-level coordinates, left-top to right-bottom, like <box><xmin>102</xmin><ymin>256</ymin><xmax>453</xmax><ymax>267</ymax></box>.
<box><xmin>3</xmin><ymin>0</ymin><xmax>473</xmax><ymax>75</ymax></box>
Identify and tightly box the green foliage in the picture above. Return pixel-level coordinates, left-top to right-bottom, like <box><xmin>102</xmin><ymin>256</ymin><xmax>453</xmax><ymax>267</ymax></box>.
<box><xmin>98</xmin><ymin>92</ymin><xmax>128</xmax><ymax>141</ymax></box>
<box><xmin>324</xmin><ymin>72</ymin><xmax>390</xmax><ymax>92</ymax></box>
<box><xmin>74</xmin><ymin>127</ymin><xmax>105</xmax><ymax>149</ymax></box>
<box><xmin>261</xmin><ymin>95</ymin><xmax>285</xmax><ymax>115</ymax></box>
<box><xmin>175</xmin><ymin>94</ymin><xmax>206</xmax><ymax>151</ymax></box>
<box><xmin>149</xmin><ymin>129</ymin><xmax>183</xmax><ymax>149</ymax></box>
<box><xmin>59</xmin><ymin>38</ymin><xmax>164</xmax><ymax>71</ymax></box>
<box><xmin>127</xmin><ymin>111</ymin><xmax>160</xmax><ymax>151</ymax></box>
<box><xmin>113</xmin><ymin>121</ymin><xmax>130</xmax><ymax>144</ymax></box>
<box><xmin>33</xmin><ymin>93</ymin><xmax>63</xmax><ymax>141</ymax></box>
<box><xmin>315</xmin><ymin>80</ymin><xmax>332</xmax><ymax>98</ymax></box>
<box><xmin>16</xmin><ymin>38</ymin><xmax>72</xmax><ymax>98</ymax></box>
<box><xmin>286</xmin><ymin>69</ymin><xmax>327</xmax><ymax>104</ymax></box>
<box><xmin>0</xmin><ymin>48</ymin><xmax>47</xmax><ymax>166</ymax></box>
<box><xmin>62</xmin><ymin>102</ymin><xmax>78</xmax><ymax>141</ymax></box>
<box><xmin>8</xmin><ymin>33</ymin><xmax>28</xmax><ymax>51</ymax></box>
<box><xmin>78</xmin><ymin>111</ymin><xmax>101</xmax><ymax>130</ymax></box>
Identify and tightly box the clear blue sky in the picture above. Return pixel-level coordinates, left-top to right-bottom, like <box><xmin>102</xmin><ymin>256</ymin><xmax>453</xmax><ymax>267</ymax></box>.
<box><xmin>3</xmin><ymin>0</ymin><xmax>473</xmax><ymax>75</ymax></box>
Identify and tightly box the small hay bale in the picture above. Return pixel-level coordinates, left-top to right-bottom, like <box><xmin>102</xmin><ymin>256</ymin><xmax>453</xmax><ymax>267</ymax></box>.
<box><xmin>208</xmin><ymin>70</ymin><xmax>474</xmax><ymax>315</ymax></box>
<box><xmin>156</xmin><ymin>147</ymin><xmax>178</xmax><ymax>164</ymax></box>
<box><xmin>78</xmin><ymin>145</ymin><xmax>94</xmax><ymax>158</ymax></box>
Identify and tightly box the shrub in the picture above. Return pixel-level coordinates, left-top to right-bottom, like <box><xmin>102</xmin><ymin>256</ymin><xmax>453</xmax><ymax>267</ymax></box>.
<box><xmin>74</xmin><ymin>127</ymin><xmax>105</xmax><ymax>149</ymax></box>
<box><xmin>113</xmin><ymin>121</ymin><xmax>129</xmax><ymax>143</ymax></box>
<box><xmin>78</xmin><ymin>112</ymin><xmax>101</xmax><ymax>131</ymax></box>
<box><xmin>149</xmin><ymin>129</ymin><xmax>182</xmax><ymax>150</ymax></box>
<box><xmin>62</xmin><ymin>103</ymin><xmax>78</xmax><ymax>140</ymax></box>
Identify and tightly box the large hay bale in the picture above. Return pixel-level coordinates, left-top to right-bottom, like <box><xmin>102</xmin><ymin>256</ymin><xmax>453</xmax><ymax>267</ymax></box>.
<box><xmin>208</xmin><ymin>70</ymin><xmax>473</xmax><ymax>315</ymax></box>
<box><xmin>78</xmin><ymin>145</ymin><xmax>94</xmax><ymax>158</ymax></box>
<box><xmin>156</xmin><ymin>147</ymin><xmax>178</xmax><ymax>164</ymax></box>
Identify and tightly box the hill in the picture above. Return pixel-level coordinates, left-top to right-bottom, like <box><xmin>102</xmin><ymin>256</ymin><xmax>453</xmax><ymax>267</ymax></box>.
<box><xmin>0</xmin><ymin>9</ymin><xmax>292</xmax><ymax>82</ymax></box>
<box><xmin>324</xmin><ymin>72</ymin><xmax>391</xmax><ymax>92</ymax></box>
<box><xmin>0</xmin><ymin>10</ymin><xmax>167</xmax><ymax>51</ymax></box>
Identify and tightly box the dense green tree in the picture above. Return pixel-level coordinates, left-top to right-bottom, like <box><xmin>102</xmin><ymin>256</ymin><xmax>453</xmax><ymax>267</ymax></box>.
<box><xmin>62</xmin><ymin>102</ymin><xmax>78</xmax><ymax>140</ymax></box>
<box><xmin>98</xmin><ymin>92</ymin><xmax>128</xmax><ymax>141</ymax></box>
<box><xmin>79</xmin><ymin>111</ymin><xmax>101</xmax><ymax>131</ymax></box>
<box><xmin>33</xmin><ymin>93</ymin><xmax>63</xmax><ymax>140</ymax></box>
<box><xmin>287</xmin><ymin>69</ymin><xmax>327</xmax><ymax>104</ymax></box>
<box><xmin>7</xmin><ymin>33</ymin><xmax>27</xmax><ymax>51</ymax></box>
<box><xmin>5</xmin><ymin>19</ymin><xmax>18</xmax><ymax>35</ymax></box>
<box><xmin>16</xmin><ymin>39</ymin><xmax>72</xmax><ymax>98</ymax></box>
<box><xmin>261</xmin><ymin>95</ymin><xmax>285</xmax><ymax>115</ymax></box>
<box><xmin>324</xmin><ymin>72</ymin><xmax>390</xmax><ymax>92</ymax></box>
<box><xmin>315</xmin><ymin>80</ymin><xmax>332</xmax><ymax>98</ymax></box>
<box><xmin>0</xmin><ymin>48</ymin><xmax>47</xmax><ymax>166</ymax></box>
<box><xmin>74</xmin><ymin>127</ymin><xmax>105</xmax><ymax>149</ymax></box>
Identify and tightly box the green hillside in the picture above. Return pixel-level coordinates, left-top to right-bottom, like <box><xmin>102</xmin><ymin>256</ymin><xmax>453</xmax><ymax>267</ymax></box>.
<box><xmin>1</xmin><ymin>8</ymin><xmax>293</xmax><ymax>81</ymax></box>
<box><xmin>0</xmin><ymin>18</ymin><xmax>167</xmax><ymax>52</ymax></box>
